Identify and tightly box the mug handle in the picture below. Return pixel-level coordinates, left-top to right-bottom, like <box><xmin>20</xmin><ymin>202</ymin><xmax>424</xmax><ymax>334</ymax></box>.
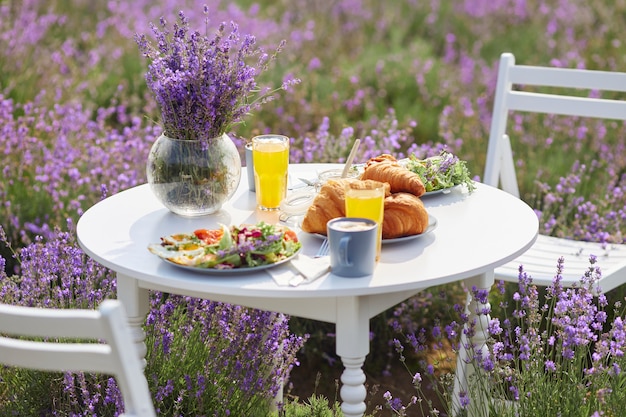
<box><xmin>339</xmin><ymin>236</ymin><xmax>352</xmax><ymax>267</ymax></box>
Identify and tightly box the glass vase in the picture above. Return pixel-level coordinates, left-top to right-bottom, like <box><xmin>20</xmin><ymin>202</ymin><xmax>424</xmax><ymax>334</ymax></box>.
<box><xmin>147</xmin><ymin>133</ymin><xmax>241</xmax><ymax>216</ymax></box>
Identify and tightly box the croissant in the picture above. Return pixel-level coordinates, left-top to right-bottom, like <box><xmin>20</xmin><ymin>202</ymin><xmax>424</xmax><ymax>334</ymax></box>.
<box><xmin>300</xmin><ymin>179</ymin><xmax>390</xmax><ymax>235</ymax></box>
<box><xmin>361</xmin><ymin>160</ymin><xmax>426</xmax><ymax>197</ymax></box>
<box><xmin>364</xmin><ymin>153</ymin><xmax>398</xmax><ymax>169</ymax></box>
<box><xmin>382</xmin><ymin>192</ymin><xmax>429</xmax><ymax>239</ymax></box>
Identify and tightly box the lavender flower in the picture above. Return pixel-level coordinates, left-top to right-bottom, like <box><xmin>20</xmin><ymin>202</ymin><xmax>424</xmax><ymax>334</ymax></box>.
<box><xmin>144</xmin><ymin>293</ymin><xmax>306</xmax><ymax>414</ymax></box>
<box><xmin>465</xmin><ymin>257</ymin><xmax>626</xmax><ymax>415</ymax></box>
<box><xmin>135</xmin><ymin>8</ymin><xmax>294</xmax><ymax>141</ymax></box>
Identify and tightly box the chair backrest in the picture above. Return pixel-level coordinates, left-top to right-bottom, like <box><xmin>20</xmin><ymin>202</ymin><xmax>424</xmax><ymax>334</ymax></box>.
<box><xmin>484</xmin><ymin>52</ymin><xmax>626</xmax><ymax>197</ymax></box>
<box><xmin>0</xmin><ymin>300</ymin><xmax>156</xmax><ymax>417</ymax></box>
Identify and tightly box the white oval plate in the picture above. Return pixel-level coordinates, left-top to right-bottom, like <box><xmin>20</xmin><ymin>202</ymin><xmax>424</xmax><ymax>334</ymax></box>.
<box><xmin>381</xmin><ymin>214</ymin><xmax>437</xmax><ymax>244</ymax></box>
<box><xmin>303</xmin><ymin>215</ymin><xmax>437</xmax><ymax>245</ymax></box>
<box><xmin>160</xmin><ymin>248</ymin><xmax>301</xmax><ymax>275</ymax></box>
<box><xmin>421</xmin><ymin>185</ymin><xmax>461</xmax><ymax>198</ymax></box>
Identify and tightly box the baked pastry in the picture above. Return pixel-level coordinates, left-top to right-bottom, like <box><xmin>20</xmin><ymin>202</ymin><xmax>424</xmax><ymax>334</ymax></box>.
<box><xmin>364</xmin><ymin>153</ymin><xmax>398</xmax><ymax>168</ymax></box>
<box><xmin>300</xmin><ymin>180</ymin><xmax>347</xmax><ymax>234</ymax></box>
<box><xmin>382</xmin><ymin>192</ymin><xmax>429</xmax><ymax>239</ymax></box>
<box><xmin>361</xmin><ymin>160</ymin><xmax>426</xmax><ymax>197</ymax></box>
<box><xmin>300</xmin><ymin>179</ymin><xmax>390</xmax><ymax>235</ymax></box>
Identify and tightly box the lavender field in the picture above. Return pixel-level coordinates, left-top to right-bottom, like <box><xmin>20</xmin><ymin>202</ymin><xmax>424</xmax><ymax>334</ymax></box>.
<box><xmin>2</xmin><ymin>1</ymin><xmax>626</xmax><ymax>416</ymax></box>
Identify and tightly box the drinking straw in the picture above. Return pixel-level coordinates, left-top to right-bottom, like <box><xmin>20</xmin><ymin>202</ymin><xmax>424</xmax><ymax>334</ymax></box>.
<box><xmin>341</xmin><ymin>139</ymin><xmax>361</xmax><ymax>178</ymax></box>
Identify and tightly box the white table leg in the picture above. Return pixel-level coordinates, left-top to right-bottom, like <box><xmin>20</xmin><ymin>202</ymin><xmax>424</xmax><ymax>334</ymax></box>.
<box><xmin>339</xmin><ymin>356</ymin><xmax>367</xmax><ymax>416</ymax></box>
<box><xmin>117</xmin><ymin>273</ymin><xmax>150</xmax><ymax>369</ymax></box>
<box><xmin>336</xmin><ymin>297</ymin><xmax>369</xmax><ymax>417</ymax></box>
<box><xmin>453</xmin><ymin>272</ymin><xmax>493</xmax><ymax>417</ymax></box>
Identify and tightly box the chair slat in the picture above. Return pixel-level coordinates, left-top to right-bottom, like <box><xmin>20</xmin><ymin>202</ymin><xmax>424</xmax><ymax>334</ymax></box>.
<box><xmin>508</xmin><ymin>65</ymin><xmax>626</xmax><ymax>92</ymax></box>
<box><xmin>0</xmin><ymin>339</ymin><xmax>113</xmax><ymax>373</ymax></box>
<box><xmin>0</xmin><ymin>304</ymin><xmax>106</xmax><ymax>339</ymax></box>
<box><xmin>508</xmin><ymin>92</ymin><xmax>626</xmax><ymax>120</ymax></box>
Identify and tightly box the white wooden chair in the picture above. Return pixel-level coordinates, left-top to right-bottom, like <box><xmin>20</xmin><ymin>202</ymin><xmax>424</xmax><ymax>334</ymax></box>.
<box><xmin>484</xmin><ymin>52</ymin><xmax>626</xmax><ymax>293</ymax></box>
<box><xmin>0</xmin><ymin>299</ymin><xmax>156</xmax><ymax>417</ymax></box>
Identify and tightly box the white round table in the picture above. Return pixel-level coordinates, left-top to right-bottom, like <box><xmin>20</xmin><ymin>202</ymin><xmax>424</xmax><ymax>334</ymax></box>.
<box><xmin>77</xmin><ymin>163</ymin><xmax>538</xmax><ymax>417</ymax></box>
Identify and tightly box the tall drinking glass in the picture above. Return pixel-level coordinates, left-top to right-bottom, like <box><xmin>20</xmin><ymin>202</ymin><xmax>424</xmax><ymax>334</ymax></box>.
<box><xmin>252</xmin><ymin>134</ymin><xmax>289</xmax><ymax>211</ymax></box>
<box><xmin>344</xmin><ymin>181</ymin><xmax>385</xmax><ymax>261</ymax></box>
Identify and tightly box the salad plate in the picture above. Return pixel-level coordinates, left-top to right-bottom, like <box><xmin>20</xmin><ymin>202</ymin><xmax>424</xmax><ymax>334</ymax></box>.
<box><xmin>148</xmin><ymin>222</ymin><xmax>302</xmax><ymax>275</ymax></box>
<box><xmin>162</xmin><ymin>248</ymin><xmax>301</xmax><ymax>275</ymax></box>
<box><xmin>421</xmin><ymin>184</ymin><xmax>462</xmax><ymax>198</ymax></box>
<box><xmin>402</xmin><ymin>151</ymin><xmax>476</xmax><ymax>194</ymax></box>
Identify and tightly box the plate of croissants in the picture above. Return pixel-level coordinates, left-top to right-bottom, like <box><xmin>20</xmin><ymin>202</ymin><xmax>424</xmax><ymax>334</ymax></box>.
<box><xmin>299</xmin><ymin>154</ymin><xmax>437</xmax><ymax>243</ymax></box>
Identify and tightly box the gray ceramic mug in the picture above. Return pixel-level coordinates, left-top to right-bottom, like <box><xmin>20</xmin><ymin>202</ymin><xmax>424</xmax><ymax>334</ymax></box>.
<box><xmin>327</xmin><ymin>217</ymin><xmax>378</xmax><ymax>277</ymax></box>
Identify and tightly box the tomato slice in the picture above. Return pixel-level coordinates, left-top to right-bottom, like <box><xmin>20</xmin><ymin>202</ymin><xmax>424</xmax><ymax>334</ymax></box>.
<box><xmin>283</xmin><ymin>229</ymin><xmax>298</xmax><ymax>242</ymax></box>
<box><xmin>194</xmin><ymin>228</ymin><xmax>224</xmax><ymax>245</ymax></box>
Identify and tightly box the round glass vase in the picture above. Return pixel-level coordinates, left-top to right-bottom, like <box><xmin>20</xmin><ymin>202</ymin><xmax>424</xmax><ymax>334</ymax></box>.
<box><xmin>146</xmin><ymin>133</ymin><xmax>241</xmax><ymax>216</ymax></box>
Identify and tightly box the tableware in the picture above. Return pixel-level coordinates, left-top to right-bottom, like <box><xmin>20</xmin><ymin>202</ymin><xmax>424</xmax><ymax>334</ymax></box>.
<box><xmin>245</xmin><ymin>142</ymin><xmax>255</xmax><ymax>192</ymax></box>
<box><xmin>252</xmin><ymin>134</ymin><xmax>289</xmax><ymax>211</ymax></box>
<box><xmin>286</xmin><ymin>255</ymin><xmax>330</xmax><ymax>286</ymax></box>
<box><xmin>148</xmin><ymin>222</ymin><xmax>301</xmax><ymax>272</ymax></box>
<box><xmin>354</xmin><ymin>158</ymin><xmax>470</xmax><ymax>196</ymax></box>
<box><xmin>161</xmin><ymin>248</ymin><xmax>301</xmax><ymax>275</ymax></box>
<box><xmin>298</xmin><ymin>178</ymin><xmax>316</xmax><ymax>187</ymax></box>
<box><xmin>341</xmin><ymin>139</ymin><xmax>360</xmax><ymax>178</ymax></box>
<box><xmin>279</xmin><ymin>188</ymin><xmax>317</xmax><ymax>224</ymax></box>
<box><xmin>316</xmin><ymin>168</ymin><xmax>359</xmax><ymax>190</ymax></box>
<box><xmin>402</xmin><ymin>152</ymin><xmax>476</xmax><ymax>194</ymax></box>
<box><xmin>302</xmin><ymin>214</ymin><xmax>438</xmax><ymax>244</ymax></box>
<box><xmin>327</xmin><ymin>217</ymin><xmax>377</xmax><ymax>277</ymax></box>
<box><xmin>379</xmin><ymin>215</ymin><xmax>438</xmax><ymax>244</ymax></box>
<box><xmin>420</xmin><ymin>184</ymin><xmax>462</xmax><ymax>197</ymax></box>
<box><xmin>315</xmin><ymin>238</ymin><xmax>329</xmax><ymax>257</ymax></box>
<box><xmin>344</xmin><ymin>181</ymin><xmax>385</xmax><ymax>261</ymax></box>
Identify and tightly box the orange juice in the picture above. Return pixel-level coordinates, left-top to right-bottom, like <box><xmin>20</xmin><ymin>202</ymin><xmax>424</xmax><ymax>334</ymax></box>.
<box><xmin>252</xmin><ymin>135</ymin><xmax>289</xmax><ymax>210</ymax></box>
<box><xmin>345</xmin><ymin>184</ymin><xmax>385</xmax><ymax>260</ymax></box>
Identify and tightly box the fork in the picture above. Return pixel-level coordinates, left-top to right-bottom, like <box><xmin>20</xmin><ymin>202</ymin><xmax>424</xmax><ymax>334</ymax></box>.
<box><xmin>315</xmin><ymin>238</ymin><xmax>330</xmax><ymax>258</ymax></box>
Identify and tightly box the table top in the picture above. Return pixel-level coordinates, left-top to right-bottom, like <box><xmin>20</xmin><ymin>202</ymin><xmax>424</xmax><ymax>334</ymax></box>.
<box><xmin>77</xmin><ymin>163</ymin><xmax>538</xmax><ymax>299</ymax></box>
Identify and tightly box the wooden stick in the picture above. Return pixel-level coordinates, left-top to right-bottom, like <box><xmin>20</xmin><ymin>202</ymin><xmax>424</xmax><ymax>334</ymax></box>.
<box><xmin>341</xmin><ymin>139</ymin><xmax>361</xmax><ymax>178</ymax></box>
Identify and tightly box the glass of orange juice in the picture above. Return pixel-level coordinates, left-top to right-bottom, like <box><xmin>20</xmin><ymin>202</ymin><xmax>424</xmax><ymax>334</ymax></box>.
<box><xmin>344</xmin><ymin>181</ymin><xmax>385</xmax><ymax>261</ymax></box>
<box><xmin>252</xmin><ymin>134</ymin><xmax>289</xmax><ymax>211</ymax></box>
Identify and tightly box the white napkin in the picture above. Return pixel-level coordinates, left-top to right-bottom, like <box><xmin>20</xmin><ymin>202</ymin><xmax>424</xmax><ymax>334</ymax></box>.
<box><xmin>268</xmin><ymin>254</ymin><xmax>330</xmax><ymax>286</ymax></box>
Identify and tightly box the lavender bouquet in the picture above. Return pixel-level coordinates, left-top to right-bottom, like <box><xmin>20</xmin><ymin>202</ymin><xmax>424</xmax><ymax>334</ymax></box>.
<box><xmin>135</xmin><ymin>7</ymin><xmax>294</xmax><ymax>215</ymax></box>
<box><xmin>135</xmin><ymin>7</ymin><xmax>288</xmax><ymax>141</ymax></box>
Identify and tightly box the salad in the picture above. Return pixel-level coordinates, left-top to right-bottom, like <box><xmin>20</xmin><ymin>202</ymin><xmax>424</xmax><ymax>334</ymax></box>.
<box><xmin>405</xmin><ymin>150</ymin><xmax>476</xmax><ymax>193</ymax></box>
<box><xmin>148</xmin><ymin>222</ymin><xmax>301</xmax><ymax>269</ymax></box>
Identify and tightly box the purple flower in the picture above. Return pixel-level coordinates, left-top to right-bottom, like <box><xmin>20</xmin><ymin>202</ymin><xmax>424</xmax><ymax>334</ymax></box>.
<box><xmin>412</xmin><ymin>372</ymin><xmax>422</xmax><ymax>384</ymax></box>
<box><xmin>459</xmin><ymin>391</ymin><xmax>470</xmax><ymax>408</ymax></box>
<box><xmin>488</xmin><ymin>318</ymin><xmax>503</xmax><ymax>335</ymax></box>
<box><xmin>135</xmin><ymin>8</ymin><xmax>296</xmax><ymax>140</ymax></box>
